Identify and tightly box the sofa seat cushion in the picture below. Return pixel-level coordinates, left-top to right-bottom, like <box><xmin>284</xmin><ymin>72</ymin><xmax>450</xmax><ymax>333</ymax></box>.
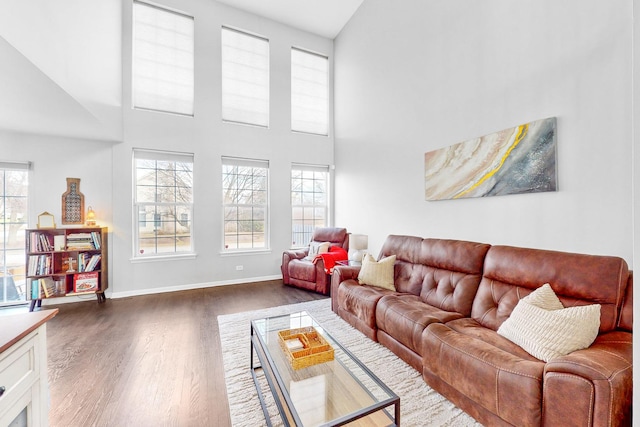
<box><xmin>337</xmin><ymin>280</ymin><xmax>396</xmax><ymax>331</ymax></box>
<box><xmin>376</xmin><ymin>295</ymin><xmax>464</xmax><ymax>355</ymax></box>
<box><xmin>444</xmin><ymin>318</ymin><xmax>542</xmax><ymax>361</ymax></box>
<box><xmin>288</xmin><ymin>259</ymin><xmax>318</xmax><ymax>282</ymax></box>
<box><xmin>423</xmin><ymin>320</ymin><xmax>545</xmax><ymax>426</ymax></box>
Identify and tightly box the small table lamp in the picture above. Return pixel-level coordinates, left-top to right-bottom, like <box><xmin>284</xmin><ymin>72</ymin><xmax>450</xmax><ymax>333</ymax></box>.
<box><xmin>86</xmin><ymin>206</ymin><xmax>96</xmax><ymax>226</ymax></box>
<box><xmin>348</xmin><ymin>234</ymin><xmax>368</xmax><ymax>262</ymax></box>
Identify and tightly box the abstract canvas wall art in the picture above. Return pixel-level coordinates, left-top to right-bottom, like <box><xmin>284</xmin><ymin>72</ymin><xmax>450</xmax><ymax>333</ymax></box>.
<box><xmin>424</xmin><ymin>117</ymin><xmax>557</xmax><ymax>201</ymax></box>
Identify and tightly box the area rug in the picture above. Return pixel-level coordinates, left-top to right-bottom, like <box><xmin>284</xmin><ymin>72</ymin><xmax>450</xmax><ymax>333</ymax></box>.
<box><xmin>218</xmin><ymin>299</ymin><xmax>482</xmax><ymax>426</ymax></box>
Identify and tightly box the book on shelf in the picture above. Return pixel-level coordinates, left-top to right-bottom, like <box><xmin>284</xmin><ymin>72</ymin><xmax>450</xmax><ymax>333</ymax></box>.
<box><xmin>54</xmin><ymin>235</ymin><xmax>66</xmax><ymax>251</ymax></box>
<box><xmin>28</xmin><ymin>254</ymin><xmax>52</xmax><ymax>276</ymax></box>
<box><xmin>30</xmin><ymin>232</ymin><xmax>53</xmax><ymax>252</ymax></box>
<box><xmin>31</xmin><ymin>280</ymin><xmax>42</xmax><ymax>299</ymax></box>
<box><xmin>40</xmin><ymin>277</ymin><xmax>56</xmax><ymax>298</ymax></box>
<box><xmin>85</xmin><ymin>254</ymin><xmax>101</xmax><ymax>272</ymax></box>
<box><xmin>90</xmin><ymin>231</ymin><xmax>101</xmax><ymax>249</ymax></box>
<box><xmin>76</xmin><ymin>253</ymin><xmax>101</xmax><ymax>272</ymax></box>
<box><xmin>73</xmin><ymin>272</ymin><xmax>99</xmax><ymax>293</ymax></box>
<box><xmin>66</xmin><ymin>232</ymin><xmax>96</xmax><ymax>250</ymax></box>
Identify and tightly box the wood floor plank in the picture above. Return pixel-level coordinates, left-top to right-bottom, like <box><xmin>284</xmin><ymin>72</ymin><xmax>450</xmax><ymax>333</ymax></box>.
<box><xmin>44</xmin><ymin>280</ymin><xmax>327</xmax><ymax>426</ymax></box>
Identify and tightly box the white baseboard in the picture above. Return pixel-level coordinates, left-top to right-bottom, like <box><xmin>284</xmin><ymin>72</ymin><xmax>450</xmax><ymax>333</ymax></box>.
<box><xmin>108</xmin><ymin>274</ymin><xmax>282</xmax><ymax>299</ymax></box>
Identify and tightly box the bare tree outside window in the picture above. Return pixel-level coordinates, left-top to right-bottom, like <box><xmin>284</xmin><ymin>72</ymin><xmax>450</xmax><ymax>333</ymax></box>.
<box><xmin>134</xmin><ymin>151</ymin><xmax>194</xmax><ymax>257</ymax></box>
<box><xmin>291</xmin><ymin>165</ymin><xmax>329</xmax><ymax>247</ymax></box>
<box><xmin>0</xmin><ymin>166</ymin><xmax>29</xmax><ymax>306</ymax></box>
<box><xmin>222</xmin><ymin>158</ymin><xmax>269</xmax><ymax>250</ymax></box>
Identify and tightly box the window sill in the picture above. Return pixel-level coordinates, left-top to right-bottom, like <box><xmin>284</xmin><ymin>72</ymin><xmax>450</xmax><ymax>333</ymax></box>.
<box><xmin>130</xmin><ymin>253</ymin><xmax>197</xmax><ymax>263</ymax></box>
<box><xmin>220</xmin><ymin>249</ymin><xmax>271</xmax><ymax>257</ymax></box>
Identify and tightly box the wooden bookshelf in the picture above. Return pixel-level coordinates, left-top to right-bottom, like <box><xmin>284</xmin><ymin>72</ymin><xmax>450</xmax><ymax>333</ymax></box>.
<box><xmin>25</xmin><ymin>227</ymin><xmax>108</xmax><ymax>311</ymax></box>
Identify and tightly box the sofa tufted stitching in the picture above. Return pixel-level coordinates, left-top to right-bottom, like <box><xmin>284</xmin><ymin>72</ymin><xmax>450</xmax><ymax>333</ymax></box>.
<box><xmin>476</xmin><ymin>279</ymin><xmax>498</xmax><ymax>325</ymax></box>
<box><xmin>597</xmin><ymin>339</ymin><xmax>632</xmax><ymax>344</ymax></box>
<box><xmin>478</xmin><ymin>305</ymin><xmax>497</xmax><ymax>326</ymax></box>
<box><xmin>608</xmin><ymin>365</ymin><xmax>632</xmax><ymax>426</ymax></box>
<box><xmin>429</xmin><ymin>330</ymin><xmax>542</xmax><ymax>380</ymax></box>
<box><xmin>384</xmin><ymin>300</ymin><xmax>432</xmax><ymax>328</ymax></box>
<box><xmin>600</xmin><ymin>348</ymin><xmax>632</xmax><ymax>363</ymax></box>
<box><xmin>616</xmin><ymin>260</ymin><xmax>624</xmax><ymax>306</ymax></box>
<box><xmin>494</xmin><ymin>369</ymin><xmax>500</xmax><ymax>414</ymax></box>
<box><xmin>542</xmin><ymin>373</ymin><xmax>594</xmax><ymax>426</ymax></box>
<box><xmin>551</xmin><ymin>353</ymin><xmax>631</xmax><ymax>378</ymax></box>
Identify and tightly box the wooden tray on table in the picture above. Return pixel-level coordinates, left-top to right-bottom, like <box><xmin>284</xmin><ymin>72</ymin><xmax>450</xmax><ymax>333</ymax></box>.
<box><xmin>278</xmin><ymin>326</ymin><xmax>334</xmax><ymax>370</ymax></box>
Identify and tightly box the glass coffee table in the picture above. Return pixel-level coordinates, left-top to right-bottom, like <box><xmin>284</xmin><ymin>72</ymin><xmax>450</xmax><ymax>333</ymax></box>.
<box><xmin>250</xmin><ymin>311</ymin><xmax>400</xmax><ymax>426</ymax></box>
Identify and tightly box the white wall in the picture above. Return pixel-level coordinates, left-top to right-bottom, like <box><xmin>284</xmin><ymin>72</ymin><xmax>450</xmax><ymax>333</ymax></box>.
<box><xmin>111</xmin><ymin>0</ymin><xmax>334</xmax><ymax>296</ymax></box>
<box><xmin>0</xmin><ymin>0</ymin><xmax>334</xmax><ymax>298</ymax></box>
<box><xmin>0</xmin><ymin>130</ymin><xmax>114</xmax><ymax>305</ymax></box>
<box><xmin>334</xmin><ymin>0</ymin><xmax>634</xmax><ymax>265</ymax></box>
<box><xmin>0</xmin><ymin>131</ymin><xmax>113</xmax><ymax>225</ymax></box>
<box><xmin>0</xmin><ymin>0</ymin><xmax>122</xmax><ymax>141</ymax></box>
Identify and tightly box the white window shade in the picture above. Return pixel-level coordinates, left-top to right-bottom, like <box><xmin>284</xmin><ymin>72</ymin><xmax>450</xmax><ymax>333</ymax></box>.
<box><xmin>291</xmin><ymin>48</ymin><xmax>329</xmax><ymax>136</ymax></box>
<box><xmin>221</xmin><ymin>27</ymin><xmax>269</xmax><ymax>127</ymax></box>
<box><xmin>133</xmin><ymin>1</ymin><xmax>194</xmax><ymax>116</ymax></box>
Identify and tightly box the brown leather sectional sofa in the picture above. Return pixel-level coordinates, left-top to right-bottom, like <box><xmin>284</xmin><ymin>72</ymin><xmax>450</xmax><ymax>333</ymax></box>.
<box><xmin>331</xmin><ymin>235</ymin><xmax>633</xmax><ymax>426</ymax></box>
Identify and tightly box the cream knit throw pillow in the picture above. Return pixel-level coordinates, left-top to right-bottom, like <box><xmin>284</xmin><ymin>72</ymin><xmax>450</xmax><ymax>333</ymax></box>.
<box><xmin>357</xmin><ymin>253</ymin><xmax>396</xmax><ymax>291</ymax></box>
<box><xmin>497</xmin><ymin>283</ymin><xmax>601</xmax><ymax>362</ymax></box>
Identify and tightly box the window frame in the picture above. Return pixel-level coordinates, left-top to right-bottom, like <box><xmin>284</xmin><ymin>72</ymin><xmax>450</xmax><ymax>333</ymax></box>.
<box><xmin>132</xmin><ymin>149</ymin><xmax>195</xmax><ymax>260</ymax></box>
<box><xmin>132</xmin><ymin>1</ymin><xmax>195</xmax><ymax>116</ymax></box>
<box><xmin>291</xmin><ymin>47</ymin><xmax>330</xmax><ymax>136</ymax></box>
<box><xmin>290</xmin><ymin>163</ymin><xmax>330</xmax><ymax>248</ymax></box>
<box><xmin>0</xmin><ymin>161</ymin><xmax>30</xmax><ymax>306</ymax></box>
<box><xmin>221</xmin><ymin>26</ymin><xmax>270</xmax><ymax>128</ymax></box>
<box><xmin>221</xmin><ymin>157</ymin><xmax>270</xmax><ymax>253</ymax></box>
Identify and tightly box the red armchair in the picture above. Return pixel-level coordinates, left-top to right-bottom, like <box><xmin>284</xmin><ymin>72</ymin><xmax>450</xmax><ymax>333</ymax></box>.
<box><xmin>281</xmin><ymin>227</ymin><xmax>349</xmax><ymax>295</ymax></box>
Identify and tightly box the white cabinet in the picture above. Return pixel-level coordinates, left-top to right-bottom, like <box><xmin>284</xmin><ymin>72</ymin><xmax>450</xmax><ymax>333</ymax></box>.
<box><xmin>0</xmin><ymin>310</ymin><xmax>58</xmax><ymax>427</ymax></box>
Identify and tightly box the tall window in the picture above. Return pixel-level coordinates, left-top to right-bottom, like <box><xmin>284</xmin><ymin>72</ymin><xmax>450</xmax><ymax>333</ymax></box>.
<box><xmin>291</xmin><ymin>164</ymin><xmax>329</xmax><ymax>247</ymax></box>
<box><xmin>222</xmin><ymin>157</ymin><xmax>269</xmax><ymax>251</ymax></box>
<box><xmin>291</xmin><ymin>48</ymin><xmax>329</xmax><ymax>136</ymax></box>
<box><xmin>221</xmin><ymin>27</ymin><xmax>270</xmax><ymax>127</ymax></box>
<box><xmin>133</xmin><ymin>149</ymin><xmax>194</xmax><ymax>257</ymax></box>
<box><xmin>0</xmin><ymin>162</ymin><xmax>29</xmax><ymax>306</ymax></box>
<box><xmin>132</xmin><ymin>1</ymin><xmax>194</xmax><ymax>116</ymax></box>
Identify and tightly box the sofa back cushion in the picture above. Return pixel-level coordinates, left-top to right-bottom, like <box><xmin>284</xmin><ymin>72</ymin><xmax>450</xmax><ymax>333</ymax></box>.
<box><xmin>418</xmin><ymin>239</ymin><xmax>491</xmax><ymax>317</ymax></box>
<box><xmin>471</xmin><ymin>245</ymin><xmax>630</xmax><ymax>333</ymax></box>
<box><xmin>379</xmin><ymin>235</ymin><xmax>425</xmax><ymax>295</ymax></box>
<box><xmin>311</xmin><ymin>227</ymin><xmax>349</xmax><ymax>250</ymax></box>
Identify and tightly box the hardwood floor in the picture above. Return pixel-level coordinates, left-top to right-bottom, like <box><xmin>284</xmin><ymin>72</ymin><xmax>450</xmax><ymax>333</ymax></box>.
<box><xmin>44</xmin><ymin>280</ymin><xmax>327</xmax><ymax>427</ymax></box>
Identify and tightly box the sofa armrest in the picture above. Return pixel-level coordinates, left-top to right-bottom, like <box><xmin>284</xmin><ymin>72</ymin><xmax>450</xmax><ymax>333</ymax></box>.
<box><xmin>330</xmin><ymin>265</ymin><xmax>361</xmax><ymax>312</ymax></box>
<box><xmin>284</xmin><ymin>248</ymin><xmax>309</xmax><ymax>260</ymax></box>
<box><xmin>543</xmin><ymin>331</ymin><xmax>632</xmax><ymax>427</ymax></box>
<box><xmin>281</xmin><ymin>249</ymin><xmax>309</xmax><ymax>284</ymax></box>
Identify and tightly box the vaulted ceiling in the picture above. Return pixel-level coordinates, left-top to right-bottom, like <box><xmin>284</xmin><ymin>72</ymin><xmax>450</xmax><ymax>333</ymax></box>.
<box><xmin>0</xmin><ymin>0</ymin><xmax>361</xmax><ymax>141</ymax></box>
<box><xmin>215</xmin><ymin>0</ymin><xmax>363</xmax><ymax>39</ymax></box>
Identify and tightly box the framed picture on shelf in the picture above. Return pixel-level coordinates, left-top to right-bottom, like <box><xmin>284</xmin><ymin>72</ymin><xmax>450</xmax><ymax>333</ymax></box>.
<box><xmin>37</xmin><ymin>212</ymin><xmax>56</xmax><ymax>229</ymax></box>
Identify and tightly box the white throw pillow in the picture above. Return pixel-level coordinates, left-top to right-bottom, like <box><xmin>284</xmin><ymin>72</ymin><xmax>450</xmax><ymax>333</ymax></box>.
<box><xmin>305</xmin><ymin>241</ymin><xmax>331</xmax><ymax>260</ymax></box>
<box><xmin>523</xmin><ymin>283</ymin><xmax>564</xmax><ymax>311</ymax></box>
<box><xmin>357</xmin><ymin>253</ymin><xmax>396</xmax><ymax>291</ymax></box>
<box><xmin>497</xmin><ymin>284</ymin><xmax>601</xmax><ymax>362</ymax></box>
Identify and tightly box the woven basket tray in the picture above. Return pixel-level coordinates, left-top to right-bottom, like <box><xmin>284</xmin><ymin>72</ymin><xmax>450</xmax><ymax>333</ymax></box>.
<box><xmin>278</xmin><ymin>326</ymin><xmax>334</xmax><ymax>370</ymax></box>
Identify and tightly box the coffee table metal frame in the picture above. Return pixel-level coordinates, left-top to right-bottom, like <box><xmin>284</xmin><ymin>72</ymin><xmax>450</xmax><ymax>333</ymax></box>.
<box><xmin>250</xmin><ymin>311</ymin><xmax>400</xmax><ymax>427</ymax></box>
